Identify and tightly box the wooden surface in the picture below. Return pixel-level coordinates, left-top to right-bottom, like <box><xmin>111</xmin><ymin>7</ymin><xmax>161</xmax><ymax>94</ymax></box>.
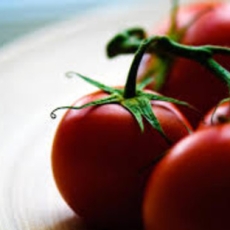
<box><xmin>0</xmin><ymin>0</ymin><xmax>204</xmax><ymax>229</ymax></box>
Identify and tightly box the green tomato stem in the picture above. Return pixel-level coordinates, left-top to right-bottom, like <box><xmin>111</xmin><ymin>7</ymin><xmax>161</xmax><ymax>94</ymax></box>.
<box><xmin>158</xmin><ymin>38</ymin><xmax>230</xmax><ymax>86</ymax></box>
<box><xmin>109</xmin><ymin>34</ymin><xmax>230</xmax><ymax>89</ymax></box>
<box><xmin>52</xmin><ymin>35</ymin><xmax>199</xmax><ymax>137</ymax></box>
<box><xmin>106</xmin><ymin>28</ymin><xmax>147</xmax><ymax>58</ymax></box>
<box><xmin>124</xmin><ymin>39</ymin><xmax>152</xmax><ymax>98</ymax></box>
<box><xmin>202</xmin><ymin>58</ymin><xmax>230</xmax><ymax>87</ymax></box>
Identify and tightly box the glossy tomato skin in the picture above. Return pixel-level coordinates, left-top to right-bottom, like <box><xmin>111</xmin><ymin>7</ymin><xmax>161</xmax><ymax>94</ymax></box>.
<box><xmin>52</xmin><ymin>90</ymin><xmax>191</xmax><ymax>230</ymax></box>
<box><xmin>199</xmin><ymin>101</ymin><xmax>230</xmax><ymax>129</ymax></box>
<box><xmin>143</xmin><ymin>124</ymin><xmax>230</xmax><ymax>230</ymax></box>
<box><xmin>139</xmin><ymin>2</ymin><xmax>230</xmax><ymax>128</ymax></box>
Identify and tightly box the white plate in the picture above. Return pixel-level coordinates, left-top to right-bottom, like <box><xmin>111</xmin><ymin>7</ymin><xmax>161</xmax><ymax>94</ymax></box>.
<box><xmin>0</xmin><ymin>1</ymin><xmax>192</xmax><ymax>229</ymax></box>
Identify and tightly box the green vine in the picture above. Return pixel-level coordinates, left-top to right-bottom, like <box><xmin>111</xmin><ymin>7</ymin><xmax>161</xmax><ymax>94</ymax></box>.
<box><xmin>107</xmin><ymin>33</ymin><xmax>230</xmax><ymax>89</ymax></box>
<box><xmin>107</xmin><ymin>0</ymin><xmax>215</xmax><ymax>91</ymax></box>
<box><xmin>51</xmin><ymin>37</ymin><xmax>196</xmax><ymax>143</ymax></box>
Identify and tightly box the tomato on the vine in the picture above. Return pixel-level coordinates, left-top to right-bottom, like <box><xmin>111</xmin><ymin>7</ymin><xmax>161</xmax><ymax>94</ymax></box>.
<box><xmin>52</xmin><ymin>90</ymin><xmax>191</xmax><ymax>229</ymax></box>
<box><xmin>138</xmin><ymin>2</ymin><xmax>230</xmax><ymax>127</ymax></box>
<box><xmin>143</xmin><ymin>123</ymin><xmax>230</xmax><ymax>230</ymax></box>
<box><xmin>51</xmin><ymin>39</ymin><xmax>192</xmax><ymax>230</ymax></box>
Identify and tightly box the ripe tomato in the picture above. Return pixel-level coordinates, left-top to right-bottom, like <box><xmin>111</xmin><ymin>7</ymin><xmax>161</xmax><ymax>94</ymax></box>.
<box><xmin>139</xmin><ymin>2</ymin><xmax>230</xmax><ymax>127</ymax></box>
<box><xmin>52</xmin><ymin>89</ymin><xmax>191</xmax><ymax>230</ymax></box>
<box><xmin>199</xmin><ymin>100</ymin><xmax>230</xmax><ymax>129</ymax></box>
<box><xmin>143</xmin><ymin>124</ymin><xmax>230</xmax><ymax>230</ymax></box>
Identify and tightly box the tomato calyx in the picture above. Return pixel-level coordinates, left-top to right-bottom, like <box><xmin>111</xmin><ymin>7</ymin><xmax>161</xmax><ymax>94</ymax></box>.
<box><xmin>51</xmin><ymin>38</ymin><xmax>193</xmax><ymax>142</ymax></box>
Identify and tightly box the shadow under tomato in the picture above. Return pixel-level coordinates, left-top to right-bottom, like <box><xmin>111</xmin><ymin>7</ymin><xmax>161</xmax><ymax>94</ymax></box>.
<box><xmin>39</xmin><ymin>209</ymin><xmax>143</xmax><ymax>230</ymax></box>
<box><xmin>42</xmin><ymin>215</ymin><xmax>87</xmax><ymax>230</ymax></box>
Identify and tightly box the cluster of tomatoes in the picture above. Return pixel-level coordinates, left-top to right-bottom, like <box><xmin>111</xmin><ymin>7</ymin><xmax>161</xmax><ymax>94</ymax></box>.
<box><xmin>51</xmin><ymin>1</ymin><xmax>230</xmax><ymax>230</ymax></box>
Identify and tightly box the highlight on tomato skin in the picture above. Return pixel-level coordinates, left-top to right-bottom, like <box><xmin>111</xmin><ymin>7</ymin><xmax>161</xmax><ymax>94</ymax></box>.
<box><xmin>138</xmin><ymin>1</ymin><xmax>230</xmax><ymax>128</ymax></box>
<box><xmin>198</xmin><ymin>100</ymin><xmax>230</xmax><ymax>129</ymax></box>
<box><xmin>51</xmin><ymin>89</ymin><xmax>192</xmax><ymax>230</ymax></box>
<box><xmin>143</xmin><ymin>124</ymin><xmax>230</xmax><ymax>230</ymax></box>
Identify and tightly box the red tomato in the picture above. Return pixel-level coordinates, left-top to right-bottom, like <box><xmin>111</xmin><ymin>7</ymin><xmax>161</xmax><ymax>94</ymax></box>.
<box><xmin>139</xmin><ymin>2</ymin><xmax>230</xmax><ymax>127</ymax></box>
<box><xmin>199</xmin><ymin>100</ymin><xmax>230</xmax><ymax>129</ymax></box>
<box><xmin>52</xmin><ymin>89</ymin><xmax>191</xmax><ymax>230</ymax></box>
<box><xmin>143</xmin><ymin>124</ymin><xmax>230</xmax><ymax>230</ymax></box>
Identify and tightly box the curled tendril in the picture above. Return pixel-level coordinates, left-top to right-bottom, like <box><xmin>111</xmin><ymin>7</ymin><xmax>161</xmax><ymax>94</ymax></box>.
<box><xmin>50</xmin><ymin>106</ymin><xmax>74</xmax><ymax>119</ymax></box>
<box><xmin>50</xmin><ymin>107</ymin><xmax>62</xmax><ymax>119</ymax></box>
<box><xmin>50</xmin><ymin>111</ymin><xmax>57</xmax><ymax>119</ymax></box>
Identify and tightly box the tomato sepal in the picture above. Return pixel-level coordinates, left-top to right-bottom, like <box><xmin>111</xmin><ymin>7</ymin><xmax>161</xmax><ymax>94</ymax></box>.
<box><xmin>51</xmin><ymin>37</ymin><xmax>197</xmax><ymax>142</ymax></box>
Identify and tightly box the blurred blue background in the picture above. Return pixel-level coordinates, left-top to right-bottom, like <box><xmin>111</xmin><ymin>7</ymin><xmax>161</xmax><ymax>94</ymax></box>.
<box><xmin>0</xmin><ymin>0</ymin><xmax>145</xmax><ymax>47</ymax></box>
